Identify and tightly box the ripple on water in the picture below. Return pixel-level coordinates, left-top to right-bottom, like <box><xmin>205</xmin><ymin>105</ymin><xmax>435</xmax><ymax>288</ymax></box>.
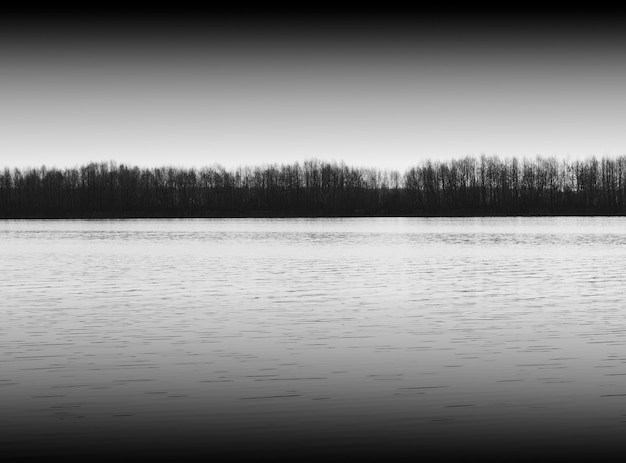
<box><xmin>2</xmin><ymin>217</ymin><xmax>626</xmax><ymax>458</ymax></box>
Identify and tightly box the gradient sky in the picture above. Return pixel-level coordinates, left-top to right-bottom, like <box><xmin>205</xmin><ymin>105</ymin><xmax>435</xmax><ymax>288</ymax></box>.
<box><xmin>2</xmin><ymin>7</ymin><xmax>626</xmax><ymax>171</ymax></box>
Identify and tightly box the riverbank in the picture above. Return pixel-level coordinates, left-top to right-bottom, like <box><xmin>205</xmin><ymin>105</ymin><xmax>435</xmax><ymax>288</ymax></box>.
<box><xmin>2</xmin><ymin>209</ymin><xmax>626</xmax><ymax>219</ymax></box>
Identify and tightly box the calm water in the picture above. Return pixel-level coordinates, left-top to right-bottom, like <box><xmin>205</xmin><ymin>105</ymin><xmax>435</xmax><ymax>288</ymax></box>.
<box><xmin>2</xmin><ymin>217</ymin><xmax>626</xmax><ymax>460</ymax></box>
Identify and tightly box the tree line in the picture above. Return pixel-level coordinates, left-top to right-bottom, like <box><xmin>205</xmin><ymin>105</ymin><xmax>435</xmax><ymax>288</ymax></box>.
<box><xmin>2</xmin><ymin>156</ymin><xmax>626</xmax><ymax>217</ymax></box>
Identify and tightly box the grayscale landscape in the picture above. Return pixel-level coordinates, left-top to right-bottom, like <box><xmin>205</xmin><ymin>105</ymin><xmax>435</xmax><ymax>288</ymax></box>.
<box><xmin>2</xmin><ymin>4</ymin><xmax>626</xmax><ymax>462</ymax></box>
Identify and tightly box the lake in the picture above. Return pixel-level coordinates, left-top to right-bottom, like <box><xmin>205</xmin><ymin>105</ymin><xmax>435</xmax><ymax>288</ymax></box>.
<box><xmin>2</xmin><ymin>217</ymin><xmax>626</xmax><ymax>461</ymax></box>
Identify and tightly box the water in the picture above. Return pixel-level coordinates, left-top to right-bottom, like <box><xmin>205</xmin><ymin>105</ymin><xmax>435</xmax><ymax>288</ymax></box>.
<box><xmin>2</xmin><ymin>217</ymin><xmax>626</xmax><ymax>461</ymax></box>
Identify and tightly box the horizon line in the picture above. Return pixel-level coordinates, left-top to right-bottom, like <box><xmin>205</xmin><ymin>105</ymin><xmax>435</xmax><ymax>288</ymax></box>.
<box><xmin>4</xmin><ymin>153</ymin><xmax>626</xmax><ymax>172</ymax></box>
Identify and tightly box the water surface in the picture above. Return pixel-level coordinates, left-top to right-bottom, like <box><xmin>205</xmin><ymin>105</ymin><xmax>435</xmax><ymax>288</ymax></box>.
<box><xmin>2</xmin><ymin>217</ymin><xmax>626</xmax><ymax>461</ymax></box>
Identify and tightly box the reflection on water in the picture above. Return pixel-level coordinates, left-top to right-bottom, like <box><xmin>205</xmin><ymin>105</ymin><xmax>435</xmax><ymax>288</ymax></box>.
<box><xmin>2</xmin><ymin>217</ymin><xmax>626</xmax><ymax>460</ymax></box>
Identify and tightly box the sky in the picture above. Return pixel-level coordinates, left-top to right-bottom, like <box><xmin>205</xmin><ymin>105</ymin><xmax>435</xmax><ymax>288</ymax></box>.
<box><xmin>2</xmin><ymin>5</ymin><xmax>626</xmax><ymax>171</ymax></box>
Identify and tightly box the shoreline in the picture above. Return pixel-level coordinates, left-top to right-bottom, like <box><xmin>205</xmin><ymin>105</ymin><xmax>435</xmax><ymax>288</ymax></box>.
<box><xmin>2</xmin><ymin>210</ymin><xmax>626</xmax><ymax>219</ymax></box>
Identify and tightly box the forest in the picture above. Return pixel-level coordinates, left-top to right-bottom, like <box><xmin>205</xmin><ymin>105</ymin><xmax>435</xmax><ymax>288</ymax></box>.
<box><xmin>2</xmin><ymin>155</ymin><xmax>626</xmax><ymax>217</ymax></box>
